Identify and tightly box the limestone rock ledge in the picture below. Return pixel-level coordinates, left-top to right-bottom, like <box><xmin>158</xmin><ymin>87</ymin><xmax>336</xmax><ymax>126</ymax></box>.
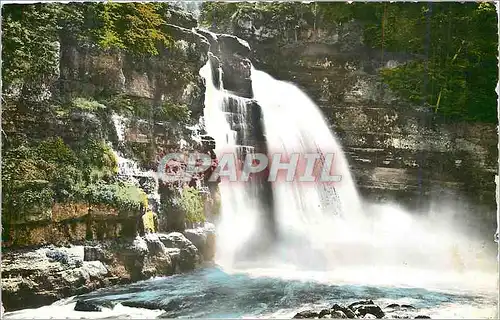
<box><xmin>1</xmin><ymin>226</ymin><xmax>214</xmax><ymax>312</ymax></box>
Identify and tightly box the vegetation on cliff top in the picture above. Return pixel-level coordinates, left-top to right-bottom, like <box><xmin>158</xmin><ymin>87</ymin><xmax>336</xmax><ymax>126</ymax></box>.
<box><xmin>200</xmin><ymin>2</ymin><xmax>497</xmax><ymax>123</ymax></box>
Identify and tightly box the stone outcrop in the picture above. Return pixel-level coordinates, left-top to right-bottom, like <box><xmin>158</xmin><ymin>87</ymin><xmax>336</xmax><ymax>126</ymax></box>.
<box><xmin>4</xmin><ymin>203</ymin><xmax>139</xmax><ymax>248</ymax></box>
<box><xmin>1</xmin><ymin>228</ymin><xmax>214</xmax><ymax>312</ymax></box>
<box><xmin>293</xmin><ymin>301</ymin><xmax>429</xmax><ymax>319</ymax></box>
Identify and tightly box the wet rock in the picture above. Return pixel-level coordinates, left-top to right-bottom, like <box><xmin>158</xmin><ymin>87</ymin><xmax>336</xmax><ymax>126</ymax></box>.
<box><xmin>332</xmin><ymin>304</ymin><xmax>356</xmax><ymax>319</ymax></box>
<box><xmin>218</xmin><ymin>34</ymin><xmax>251</xmax><ymax>57</ymax></box>
<box><xmin>83</xmin><ymin>246</ymin><xmax>109</xmax><ymax>262</ymax></box>
<box><xmin>319</xmin><ymin>309</ymin><xmax>331</xmax><ymax>318</ymax></box>
<box><xmin>349</xmin><ymin>300</ymin><xmax>384</xmax><ymax>319</ymax></box>
<box><xmin>293</xmin><ymin>310</ymin><xmax>319</xmax><ymax>318</ymax></box>
<box><xmin>121</xmin><ymin>300</ymin><xmax>162</xmax><ymax>310</ymax></box>
<box><xmin>163</xmin><ymin>7</ymin><xmax>197</xmax><ymax>29</ymax></box>
<box><xmin>74</xmin><ymin>300</ymin><xmax>103</xmax><ymax>312</ymax></box>
<box><xmin>331</xmin><ymin>310</ymin><xmax>348</xmax><ymax>318</ymax></box>
<box><xmin>158</xmin><ymin>232</ymin><xmax>200</xmax><ymax>271</ymax></box>
<box><xmin>401</xmin><ymin>305</ymin><xmax>416</xmax><ymax>310</ymax></box>
<box><xmin>183</xmin><ymin>223</ymin><xmax>216</xmax><ymax>261</ymax></box>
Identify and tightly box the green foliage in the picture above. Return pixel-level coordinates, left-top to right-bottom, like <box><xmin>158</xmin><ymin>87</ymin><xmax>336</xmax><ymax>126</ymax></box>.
<box><xmin>2</xmin><ymin>137</ymin><xmax>125</xmax><ymax>220</ymax></box>
<box><xmin>2</xmin><ymin>2</ymin><xmax>175</xmax><ymax>90</ymax></box>
<box><xmin>102</xmin><ymin>94</ymin><xmax>191</xmax><ymax>123</ymax></box>
<box><xmin>2</xmin><ymin>4</ymin><xmax>61</xmax><ymax>91</ymax></box>
<box><xmin>157</xmin><ymin>103</ymin><xmax>191</xmax><ymax>123</ymax></box>
<box><xmin>180</xmin><ymin>187</ymin><xmax>205</xmax><ymax>223</ymax></box>
<box><xmin>71</xmin><ymin>97</ymin><xmax>107</xmax><ymax>112</ymax></box>
<box><xmin>86</xmin><ymin>181</ymin><xmax>148</xmax><ymax>213</ymax></box>
<box><xmin>87</xmin><ymin>2</ymin><xmax>172</xmax><ymax>55</ymax></box>
<box><xmin>362</xmin><ymin>3</ymin><xmax>497</xmax><ymax>122</ymax></box>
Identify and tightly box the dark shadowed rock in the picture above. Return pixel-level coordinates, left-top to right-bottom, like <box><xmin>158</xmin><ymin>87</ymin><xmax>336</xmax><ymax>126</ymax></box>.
<box><xmin>74</xmin><ymin>300</ymin><xmax>103</xmax><ymax>312</ymax></box>
<box><xmin>354</xmin><ymin>305</ymin><xmax>384</xmax><ymax>319</ymax></box>
<box><xmin>332</xmin><ymin>304</ymin><xmax>356</xmax><ymax>319</ymax></box>
<box><xmin>331</xmin><ymin>310</ymin><xmax>348</xmax><ymax>318</ymax></box>
<box><xmin>348</xmin><ymin>300</ymin><xmax>384</xmax><ymax>319</ymax></box>
<box><xmin>218</xmin><ymin>34</ymin><xmax>251</xmax><ymax>57</ymax></box>
<box><xmin>319</xmin><ymin>309</ymin><xmax>331</xmax><ymax>318</ymax></box>
<box><xmin>401</xmin><ymin>305</ymin><xmax>416</xmax><ymax>310</ymax></box>
<box><xmin>293</xmin><ymin>310</ymin><xmax>319</xmax><ymax>319</ymax></box>
<box><xmin>163</xmin><ymin>7</ymin><xmax>197</xmax><ymax>29</ymax></box>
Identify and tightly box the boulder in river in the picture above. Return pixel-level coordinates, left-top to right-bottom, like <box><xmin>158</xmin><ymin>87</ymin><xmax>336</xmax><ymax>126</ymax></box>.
<box><xmin>293</xmin><ymin>310</ymin><xmax>319</xmax><ymax>318</ymax></box>
<box><xmin>74</xmin><ymin>300</ymin><xmax>103</xmax><ymax>312</ymax></box>
<box><xmin>349</xmin><ymin>300</ymin><xmax>385</xmax><ymax>319</ymax></box>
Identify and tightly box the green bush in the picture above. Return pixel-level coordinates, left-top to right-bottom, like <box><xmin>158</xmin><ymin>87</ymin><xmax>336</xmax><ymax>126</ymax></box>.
<box><xmin>71</xmin><ymin>97</ymin><xmax>106</xmax><ymax>112</ymax></box>
<box><xmin>180</xmin><ymin>187</ymin><xmax>205</xmax><ymax>224</ymax></box>
<box><xmin>2</xmin><ymin>137</ymin><xmax>121</xmax><ymax>217</ymax></box>
<box><xmin>86</xmin><ymin>181</ymin><xmax>148</xmax><ymax>213</ymax></box>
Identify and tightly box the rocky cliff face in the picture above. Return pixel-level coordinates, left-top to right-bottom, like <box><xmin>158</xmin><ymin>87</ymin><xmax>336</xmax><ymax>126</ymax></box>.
<box><xmin>1</xmin><ymin>6</ymin><xmax>219</xmax><ymax>311</ymax></box>
<box><xmin>2</xmin><ymin>7</ymin><xmax>220</xmax><ymax>248</ymax></box>
<box><xmin>203</xmin><ymin>8</ymin><xmax>497</xmax><ymax>234</ymax></box>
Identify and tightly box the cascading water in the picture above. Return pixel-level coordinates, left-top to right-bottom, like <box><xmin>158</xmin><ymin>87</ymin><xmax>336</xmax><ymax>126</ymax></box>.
<box><xmin>201</xmin><ymin>54</ymin><xmax>496</xmax><ymax>291</ymax></box>
<box><xmin>200</xmin><ymin>57</ymin><xmax>270</xmax><ymax>268</ymax></box>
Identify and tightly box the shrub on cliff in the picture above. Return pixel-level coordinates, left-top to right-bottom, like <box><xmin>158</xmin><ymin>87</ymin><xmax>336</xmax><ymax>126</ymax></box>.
<box><xmin>181</xmin><ymin>187</ymin><xmax>205</xmax><ymax>224</ymax></box>
<box><xmin>85</xmin><ymin>182</ymin><xmax>148</xmax><ymax>214</ymax></box>
<box><xmin>2</xmin><ymin>2</ymin><xmax>176</xmax><ymax>92</ymax></box>
<box><xmin>1</xmin><ymin>137</ymin><xmax>142</xmax><ymax>223</ymax></box>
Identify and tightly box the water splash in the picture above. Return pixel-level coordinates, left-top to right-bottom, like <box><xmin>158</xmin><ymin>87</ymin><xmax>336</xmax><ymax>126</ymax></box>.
<box><xmin>201</xmin><ymin>60</ymin><xmax>497</xmax><ymax>292</ymax></box>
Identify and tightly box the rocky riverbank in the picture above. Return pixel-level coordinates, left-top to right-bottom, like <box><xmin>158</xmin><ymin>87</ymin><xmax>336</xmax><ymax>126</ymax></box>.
<box><xmin>1</xmin><ymin>224</ymin><xmax>215</xmax><ymax>312</ymax></box>
<box><xmin>293</xmin><ymin>300</ymin><xmax>431</xmax><ymax>319</ymax></box>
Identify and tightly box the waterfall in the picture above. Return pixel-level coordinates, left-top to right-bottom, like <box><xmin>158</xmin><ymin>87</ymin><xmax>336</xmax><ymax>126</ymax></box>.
<box><xmin>200</xmin><ymin>58</ymin><xmax>266</xmax><ymax>268</ymax></box>
<box><xmin>200</xmin><ymin>53</ymin><xmax>362</xmax><ymax>269</ymax></box>
<box><xmin>197</xmin><ymin>27</ymin><xmax>498</xmax><ymax>285</ymax></box>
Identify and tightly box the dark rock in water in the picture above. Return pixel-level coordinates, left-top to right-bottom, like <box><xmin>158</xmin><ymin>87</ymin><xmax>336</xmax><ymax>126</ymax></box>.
<box><xmin>293</xmin><ymin>310</ymin><xmax>319</xmax><ymax>318</ymax></box>
<box><xmin>348</xmin><ymin>300</ymin><xmax>375</xmax><ymax>310</ymax></box>
<box><xmin>348</xmin><ymin>301</ymin><xmax>384</xmax><ymax>319</ymax></box>
<box><xmin>355</xmin><ymin>305</ymin><xmax>384</xmax><ymax>319</ymax></box>
<box><xmin>121</xmin><ymin>300</ymin><xmax>161</xmax><ymax>310</ymax></box>
<box><xmin>401</xmin><ymin>305</ymin><xmax>416</xmax><ymax>310</ymax></box>
<box><xmin>414</xmin><ymin>316</ymin><xmax>431</xmax><ymax>319</ymax></box>
<box><xmin>331</xmin><ymin>310</ymin><xmax>348</xmax><ymax>318</ymax></box>
<box><xmin>331</xmin><ymin>304</ymin><xmax>356</xmax><ymax>319</ymax></box>
<box><xmin>74</xmin><ymin>300</ymin><xmax>104</xmax><ymax>312</ymax></box>
<box><xmin>319</xmin><ymin>309</ymin><xmax>331</xmax><ymax>318</ymax></box>
<box><xmin>163</xmin><ymin>298</ymin><xmax>184</xmax><ymax>312</ymax></box>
